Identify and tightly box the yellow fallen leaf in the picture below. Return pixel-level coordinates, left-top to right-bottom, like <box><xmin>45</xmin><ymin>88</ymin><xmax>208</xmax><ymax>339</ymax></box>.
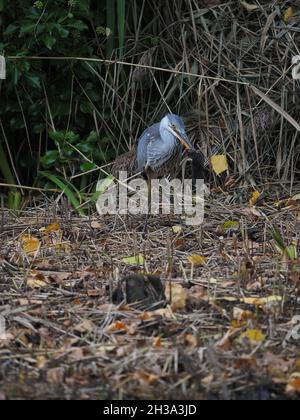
<box><xmin>55</xmin><ymin>241</ymin><xmax>72</xmax><ymax>253</ymax></box>
<box><xmin>27</xmin><ymin>278</ymin><xmax>48</xmax><ymax>289</ymax></box>
<box><xmin>242</xmin><ymin>296</ymin><xmax>282</xmax><ymax>306</ymax></box>
<box><xmin>223</xmin><ymin>221</ymin><xmax>240</xmax><ymax>231</ymax></box>
<box><xmin>95</xmin><ymin>345</ymin><xmax>117</xmax><ymax>356</ymax></box>
<box><xmin>185</xmin><ymin>334</ymin><xmax>198</xmax><ymax>348</ymax></box>
<box><xmin>21</xmin><ymin>235</ymin><xmax>40</xmax><ymax>254</ymax></box>
<box><xmin>292</xmin><ymin>193</ymin><xmax>300</xmax><ymax>201</ymax></box>
<box><xmin>26</xmin><ymin>270</ymin><xmax>48</xmax><ymax>289</ymax></box>
<box><xmin>40</xmin><ymin>223</ymin><xmax>61</xmax><ymax>234</ymax></box>
<box><xmin>286</xmin><ymin>376</ymin><xmax>300</xmax><ymax>395</ymax></box>
<box><xmin>284</xmin><ymin>7</ymin><xmax>294</xmax><ymax>24</ymax></box>
<box><xmin>188</xmin><ymin>255</ymin><xmax>207</xmax><ymax>266</ymax></box>
<box><xmin>211</xmin><ymin>155</ymin><xmax>229</xmax><ymax>176</ymax></box>
<box><xmin>233</xmin><ymin>307</ymin><xmax>255</xmax><ymax>322</ymax></box>
<box><xmin>36</xmin><ymin>356</ymin><xmax>47</xmax><ymax>369</ymax></box>
<box><xmin>165</xmin><ymin>283</ymin><xmax>187</xmax><ymax>311</ymax></box>
<box><xmin>209</xmin><ymin>278</ymin><xmax>218</xmax><ymax>285</ymax></box>
<box><xmin>122</xmin><ymin>254</ymin><xmax>145</xmax><ymax>266</ymax></box>
<box><xmin>151</xmin><ymin>306</ymin><xmax>176</xmax><ymax>319</ymax></box>
<box><xmin>240</xmin><ymin>329</ymin><xmax>265</xmax><ymax>344</ymax></box>
<box><xmin>249</xmin><ymin>190</ymin><xmax>261</xmax><ymax>207</ymax></box>
<box><xmin>202</xmin><ymin>374</ymin><xmax>214</xmax><ymax>386</ymax></box>
<box><xmin>218</xmin><ymin>296</ymin><xmax>239</xmax><ymax>303</ymax></box>
<box><xmin>240</xmin><ymin>1</ymin><xmax>259</xmax><ymax>12</ymax></box>
<box><xmin>172</xmin><ymin>225</ymin><xmax>182</xmax><ymax>234</ymax></box>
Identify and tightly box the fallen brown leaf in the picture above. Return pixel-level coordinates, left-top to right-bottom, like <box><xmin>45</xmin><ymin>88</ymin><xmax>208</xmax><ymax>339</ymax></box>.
<box><xmin>165</xmin><ymin>283</ymin><xmax>187</xmax><ymax>311</ymax></box>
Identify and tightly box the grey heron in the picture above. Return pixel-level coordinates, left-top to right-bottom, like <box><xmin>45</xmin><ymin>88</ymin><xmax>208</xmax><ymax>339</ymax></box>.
<box><xmin>111</xmin><ymin>114</ymin><xmax>203</xmax><ymax>232</ymax></box>
<box><xmin>136</xmin><ymin>114</ymin><xmax>195</xmax><ymax>178</ymax></box>
<box><xmin>136</xmin><ymin>114</ymin><xmax>195</xmax><ymax>230</ymax></box>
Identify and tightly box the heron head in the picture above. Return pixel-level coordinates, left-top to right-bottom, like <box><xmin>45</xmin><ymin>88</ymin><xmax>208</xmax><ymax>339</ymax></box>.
<box><xmin>163</xmin><ymin>114</ymin><xmax>194</xmax><ymax>151</ymax></box>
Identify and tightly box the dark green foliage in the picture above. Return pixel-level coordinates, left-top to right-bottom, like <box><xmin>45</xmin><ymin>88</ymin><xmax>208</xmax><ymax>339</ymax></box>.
<box><xmin>0</xmin><ymin>0</ymin><xmax>126</xmax><ymax>202</ymax></box>
<box><xmin>40</xmin><ymin>130</ymin><xmax>101</xmax><ymax>173</ymax></box>
<box><xmin>1</xmin><ymin>0</ymin><xmax>299</xmax><ymax>211</ymax></box>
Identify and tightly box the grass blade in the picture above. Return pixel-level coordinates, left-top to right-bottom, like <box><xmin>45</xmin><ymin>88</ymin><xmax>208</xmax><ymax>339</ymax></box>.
<box><xmin>106</xmin><ymin>0</ymin><xmax>116</xmax><ymax>57</ymax></box>
<box><xmin>251</xmin><ymin>86</ymin><xmax>300</xmax><ymax>133</ymax></box>
<box><xmin>271</xmin><ymin>227</ymin><xmax>286</xmax><ymax>252</ymax></box>
<box><xmin>40</xmin><ymin>171</ymin><xmax>85</xmax><ymax>216</ymax></box>
<box><xmin>8</xmin><ymin>190</ymin><xmax>22</xmax><ymax>213</ymax></box>
<box><xmin>0</xmin><ymin>143</ymin><xmax>15</xmax><ymax>186</ymax></box>
<box><xmin>117</xmin><ymin>0</ymin><xmax>126</xmax><ymax>56</ymax></box>
<box><xmin>0</xmin><ymin>142</ymin><xmax>22</xmax><ymax>211</ymax></box>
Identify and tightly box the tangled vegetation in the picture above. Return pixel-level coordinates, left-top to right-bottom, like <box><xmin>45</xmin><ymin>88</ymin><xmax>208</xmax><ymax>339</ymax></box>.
<box><xmin>0</xmin><ymin>0</ymin><xmax>300</xmax><ymax>401</ymax></box>
<box><xmin>1</xmin><ymin>0</ymin><xmax>299</xmax><ymax>209</ymax></box>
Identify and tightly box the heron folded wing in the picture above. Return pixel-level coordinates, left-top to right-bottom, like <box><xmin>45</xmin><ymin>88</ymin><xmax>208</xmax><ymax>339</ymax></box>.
<box><xmin>146</xmin><ymin>141</ymin><xmax>178</xmax><ymax>173</ymax></box>
<box><xmin>136</xmin><ymin>123</ymin><xmax>160</xmax><ymax>172</ymax></box>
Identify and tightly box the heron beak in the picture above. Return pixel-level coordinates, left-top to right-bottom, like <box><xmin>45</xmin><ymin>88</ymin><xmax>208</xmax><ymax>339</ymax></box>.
<box><xmin>169</xmin><ymin>126</ymin><xmax>194</xmax><ymax>151</ymax></box>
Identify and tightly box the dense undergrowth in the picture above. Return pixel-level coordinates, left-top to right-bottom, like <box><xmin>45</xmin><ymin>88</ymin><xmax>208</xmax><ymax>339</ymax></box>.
<box><xmin>0</xmin><ymin>0</ymin><xmax>300</xmax><ymax>209</ymax></box>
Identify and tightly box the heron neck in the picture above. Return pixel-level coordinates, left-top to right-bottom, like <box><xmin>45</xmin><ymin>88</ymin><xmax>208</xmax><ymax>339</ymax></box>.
<box><xmin>159</xmin><ymin>125</ymin><xmax>179</xmax><ymax>148</ymax></box>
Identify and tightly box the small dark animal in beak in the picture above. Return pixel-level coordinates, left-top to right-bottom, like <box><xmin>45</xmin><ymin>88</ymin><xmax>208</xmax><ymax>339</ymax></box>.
<box><xmin>185</xmin><ymin>150</ymin><xmax>205</xmax><ymax>182</ymax></box>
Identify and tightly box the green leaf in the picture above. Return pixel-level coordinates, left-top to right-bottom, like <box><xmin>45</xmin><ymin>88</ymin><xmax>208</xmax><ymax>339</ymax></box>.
<box><xmin>271</xmin><ymin>228</ymin><xmax>286</xmax><ymax>251</ymax></box>
<box><xmin>54</xmin><ymin>102</ymin><xmax>71</xmax><ymax>117</ymax></box>
<box><xmin>36</xmin><ymin>24</ymin><xmax>46</xmax><ymax>35</ymax></box>
<box><xmin>86</xmin><ymin>131</ymin><xmax>99</xmax><ymax>144</ymax></box>
<box><xmin>40</xmin><ymin>172</ymin><xmax>85</xmax><ymax>216</ymax></box>
<box><xmin>96</xmin><ymin>176</ymin><xmax>114</xmax><ymax>195</ymax></box>
<box><xmin>40</xmin><ymin>150</ymin><xmax>59</xmax><ymax>168</ymax></box>
<box><xmin>122</xmin><ymin>254</ymin><xmax>145</xmax><ymax>266</ymax></box>
<box><xmin>76</xmin><ymin>142</ymin><xmax>93</xmax><ymax>154</ymax></box>
<box><xmin>8</xmin><ymin>191</ymin><xmax>22</xmax><ymax>213</ymax></box>
<box><xmin>94</xmin><ymin>176</ymin><xmax>115</xmax><ymax>207</ymax></box>
<box><xmin>10</xmin><ymin>117</ymin><xmax>25</xmax><ymax>130</ymax></box>
<box><xmin>41</xmin><ymin>34</ymin><xmax>57</xmax><ymax>50</ymax></box>
<box><xmin>0</xmin><ymin>0</ymin><xmax>4</xmax><ymax>12</ymax></box>
<box><xmin>65</xmin><ymin>131</ymin><xmax>81</xmax><ymax>144</ymax></box>
<box><xmin>19</xmin><ymin>24</ymin><xmax>36</xmax><ymax>37</ymax></box>
<box><xmin>49</xmin><ymin>131</ymin><xmax>65</xmax><ymax>145</ymax></box>
<box><xmin>28</xmin><ymin>103</ymin><xmax>40</xmax><ymax>116</ymax></box>
<box><xmin>223</xmin><ymin>221</ymin><xmax>240</xmax><ymax>234</ymax></box>
<box><xmin>285</xmin><ymin>245</ymin><xmax>297</xmax><ymax>260</ymax></box>
<box><xmin>49</xmin><ymin>131</ymin><xmax>80</xmax><ymax>145</ymax></box>
<box><xmin>4</xmin><ymin>24</ymin><xmax>18</xmax><ymax>36</ymax></box>
<box><xmin>55</xmin><ymin>25</ymin><xmax>69</xmax><ymax>38</ymax></box>
<box><xmin>33</xmin><ymin>123</ymin><xmax>45</xmax><ymax>134</ymax></box>
<box><xmin>85</xmin><ymin>90</ymin><xmax>100</xmax><ymax>102</ymax></box>
<box><xmin>67</xmin><ymin>20</ymin><xmax>89</xmax><ymax>31</ymax></box>
<box><xmin>80</xmin><ymin>162</ymin><xmax>97</xmax><ymax>172</ymax></box>
<box><xmin>25</xmin><ymin>75</ymin><xmax>41</xmax><ymax>89</ymax></box>
<box><xmin>80</xmin><ymin>102</ymin><xmax>94</xmax><ymax>114</ymax></box>
<box><xmin>12</xmin><ymin>67</ymin><xmax>20</xmax><ymax>85</ymax></box>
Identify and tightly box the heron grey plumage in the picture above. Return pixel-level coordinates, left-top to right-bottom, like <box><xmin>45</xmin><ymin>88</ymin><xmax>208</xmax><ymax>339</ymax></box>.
<box><xmin>135</xmin><ymin>114</ymin><xmax>195</xmax><ymax>232</ymax></box>
<box><xmin>137</xmin><ymin>114</ymin><xmax>195</xmax><ymax>178</ymax></box>
<box><xmin>110</xmin><ymin>113</ymin><xmax>204</xmax><ymax>233</ymax></box>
